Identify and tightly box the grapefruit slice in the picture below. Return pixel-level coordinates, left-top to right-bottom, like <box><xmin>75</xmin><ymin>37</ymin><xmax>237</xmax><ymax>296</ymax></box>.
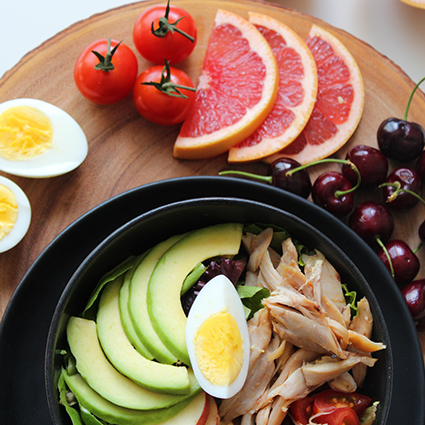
<box><xmin>173</xmin><ymin>9</ymin><xmax>279</xmax><ymax>160</ymax></box>
<box><xmin>400</xmin><ymin>0</ymin><xmax>425</xmax><ymax>8</ymax></box>
<box><xmin>227</xmin><ymin>12</ymin><xmax>318</xmax><ymax>163</ymax></box>
<box><xmin>265</xmin><ymin>24</ymin><xmax>365</xmax><ymax>165</ymax></box>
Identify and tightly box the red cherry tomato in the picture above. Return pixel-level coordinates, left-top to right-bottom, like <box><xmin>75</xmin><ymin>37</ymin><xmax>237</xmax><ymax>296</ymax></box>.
<box><xmin>133</xmin><ymin>62</ymin><xmax>195</xmax><ymax>126</ymax></box>
<box><xmin>289</xmin><ymin>395</ymin><xmax>316</xmax><ymax>425</ymax></box>
<box><xmin>133</xmin><ymin>1</ymin><xmax>197</xmax><ymax>64</ymax></box>
<box><xmin>74</xmin><ymin>39</ymin><xmax>138</xmax><ymax>105</ymax></box>
<box><xmin>314</xmin><ymin>407</ymin><xmax>360</xmax><ymax>425</ymax></box>
<box><xmin>313</xmin><ymin>390</ymin><xmax>371</xmax><ymax>416</ymax></box>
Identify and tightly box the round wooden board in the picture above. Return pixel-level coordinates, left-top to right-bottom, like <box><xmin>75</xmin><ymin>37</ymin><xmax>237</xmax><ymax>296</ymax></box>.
<box><xmin>0</xmin><ymin>0</ymin><xmax>424</xmax><ymax>353</ymax></box>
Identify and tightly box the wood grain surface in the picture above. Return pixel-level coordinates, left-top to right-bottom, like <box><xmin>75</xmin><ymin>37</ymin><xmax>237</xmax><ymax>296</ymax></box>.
<box><xmin>0</xmin><ymin>0</ymin><xmax>424</xmax><ymax>354</ymax></box>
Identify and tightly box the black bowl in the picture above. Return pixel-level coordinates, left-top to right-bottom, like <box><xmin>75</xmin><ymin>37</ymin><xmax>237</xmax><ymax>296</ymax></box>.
<box><xmin>46</xmin><ymin>196</ymin><xmax>391</xmax><ymax>425</ymax></box>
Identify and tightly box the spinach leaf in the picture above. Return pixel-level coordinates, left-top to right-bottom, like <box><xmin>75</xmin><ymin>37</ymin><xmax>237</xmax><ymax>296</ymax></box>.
<box><xmin>237</xmin><ymin>285</ymin><xmax>270</xmax><ymax>320</ymax></box>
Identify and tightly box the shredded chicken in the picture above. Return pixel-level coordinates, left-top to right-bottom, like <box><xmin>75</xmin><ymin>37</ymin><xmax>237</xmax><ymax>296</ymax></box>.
<box><xmin>219</xmin><ymin>309</ymin><xmax>273</xmax><ymax>423</ymax></box>
<box><xmin>245</xmin><ymin>270</ymin><xmax>261</xmax><ymax>287</ymax></box>
<box><xmin>243</xmin><ymin>228</ymin><xmax>274</xmax><ymax>272</ymax></box>
<box><xmin>303</xmin><ymin>250</ymin><xmax>346</xmax><ymax>310</ymax></box>
<box><xmin>350</xmin><ymin>297</ymin><xmax>374</xmax><ymax>337</ymax></box>
<box><xmin>328</xmin><ymin>371</ymin><xmax>358</xmax><ymax>392</ymax></box>
<box><xmin>219</xmin><ymin>334</ymin><xmax>279</xmax><ymax>423</ymax></box>
<box><xmin>268</xmin><ymin>396</ymin><xmax>288</xmax><ymax>425</ymax></box>
<box><xmin>218</xmin><ymin>229</ymin><xmax>386</xmax><ymax>425</ymax></box>
<box><xmin>247</xmin><ymin>308</ymin><xmax>273</xmax><ymax>366</ymax></box>
<box><xmin>255</xmin><ymin>404</ymin><xmax>272</xmax><ymax>425</ymax></box>
<box><xmin>348</xmin><ymin>297</ymin><xmax>377</xmax><ymax>387</ymax></box>
<box><xmin>279</xmin><ymin>238</ymin><xmax>307</xmax><ymax>292</ymax></box>
<box><xmin>265</xmin><ymin>298</ymin><xmax>344</xmax><ymax>357</ymax></box>
<box><xmin>241</xmin><ymin>413</ymin><xmax>255</xmax><ymax>425</ymax></box>
<box><xmin>258</xmin><ymin>250</ymin><xmax>287</xmax><ymax>292</ymax></box>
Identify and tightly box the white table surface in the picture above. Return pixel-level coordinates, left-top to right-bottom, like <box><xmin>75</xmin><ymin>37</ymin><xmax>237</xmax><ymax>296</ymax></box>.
<box><xmin>1</xmin><ymin>0</ymin><xmax>425</xmax><ymax>85</ymax></box>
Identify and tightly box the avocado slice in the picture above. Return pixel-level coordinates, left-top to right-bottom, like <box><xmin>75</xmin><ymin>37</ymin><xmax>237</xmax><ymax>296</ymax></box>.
<box><xmin>119</xmin><ymin>268</ymin><xmax>154</xmax><ymax>360</ymax></box>
<box><xmin>67</xmin><ymin>317</ymin><xmax>199</xmax><ymax>410</ymax></box>
<box><xmin>147</xmin><ymin>223</ymin><xmax>243</xmax><ymax>365</ymax></box>
<box><xmin>62</xmin><ymin>369</ymin><xmax>193</xmax><ymax>425</ymax></box>
<box><xmin>97</xmin><ymin>277</ymin><xmax>191</xmax><ymax>395</ymax></box>
<box><xmin>128</xmin><ymin>234</ymin><xmax>186</xmax><ymax>365</ymax></box>
<box><xmin>58</xmin><ymin>371</ymin><xmax>84</xmax><ymax>425</ymax></box>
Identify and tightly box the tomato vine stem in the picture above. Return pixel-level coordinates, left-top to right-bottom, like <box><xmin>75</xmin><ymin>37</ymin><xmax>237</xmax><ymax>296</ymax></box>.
<box><xmin>91</xmin><ymin>38</ymin><xmax>121</xmax><ymax>72</ymax></box>
<box><xmin>151</xmin><ymin>0</ymin><xmax>195</xmax><ymax>42</ymax></box>
<box><xmin>141</xmin><ymin>60</ymin><xmax>196</xmax><ymax>98</ymax></box>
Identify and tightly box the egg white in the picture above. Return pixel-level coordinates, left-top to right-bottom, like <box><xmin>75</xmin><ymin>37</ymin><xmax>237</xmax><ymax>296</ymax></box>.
<box><xmin>0</xmin><ymin>98</ymin><xmax>88</xmax><ymax>178</ymax></box>
<box><xmin>0</xmin><ymin>176</ymin><xmax>31</xmax><ymax>253</ymax></box>
<box><xmin>186</xmin><ymin>274</ymin><xmax>250</xmax><ymax>399</ymax></box>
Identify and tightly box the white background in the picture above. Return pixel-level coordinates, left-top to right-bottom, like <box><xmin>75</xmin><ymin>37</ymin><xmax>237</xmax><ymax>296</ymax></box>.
<box><xmin>1</xmin><ymin>0</ymin><xmax>425</xmax><ymax>84</ymax></box>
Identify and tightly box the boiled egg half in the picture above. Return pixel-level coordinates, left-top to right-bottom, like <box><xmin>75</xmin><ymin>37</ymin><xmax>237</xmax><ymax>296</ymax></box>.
<box><xmin>0</xmin><ymin>176</ymin><xmax>31</xmax><ymax>253</ymax></box>
<box><xmin>0</xmin><ymin>98</ymin><xmax>88</xmax><ymax>178</ymax></box>
<box><xmin>186</xmin><ymin>274</ymin><xmax>250</xmax><ymax>399</ymax></box>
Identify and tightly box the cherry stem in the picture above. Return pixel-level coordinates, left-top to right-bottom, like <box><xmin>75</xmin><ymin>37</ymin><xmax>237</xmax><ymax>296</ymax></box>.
<box><xmin>414</xmin><ymin>242</ymin><xmax>422</xmax><ymax>254</ymax></box>
<box><xmin>151</xmin><ymin>0</ymin><xmax>195</xmax><ymax>42</ymax></box>
<box><xmin>375</xmin><ymin>237</ymin><xmax>394</xmax><ymax>278</ymax></box>
<box><xmin>219</xmin><ymin>170</ymin><xmax>272</xmax><ymax>183</ymax></box>
<box><xmin>141</xmin><ymin>59</ymin><xmax>196</xmax><ymax>98</ymax></box>
<box><xmin>379</xmin><ymin>181</ymin><xmax>425</xmax><ymax>206</ymax></box>
<box><xmin>287</xmin><ymin>158</ymin><xmax>361</xmax><ymax>198</ymax></box>
<box><xmin>404</xmin><ymin>76</ymin><xmax>425</xmax><ymax>121</ymax></box>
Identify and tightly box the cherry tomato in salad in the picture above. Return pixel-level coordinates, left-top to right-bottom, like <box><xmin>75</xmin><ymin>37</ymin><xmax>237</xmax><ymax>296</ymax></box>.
<box><xmin>289</xmin><ymin>395</ymin><xmax>316</xmax><ymax>425</ymax></box>
<box><xmin>314</xmin><ymin>407</ymin><xmax>360</xmax><ymax>425</ymax></box>
<box><xmin>74</xmin><ymin>39</ymin><xmax>138</xmax><ymax>105</ymax></box>
<box><xmin>133</xmin><ymin>0</ymin><xmax>197</xmax><ymax>64</ymax></box>
<box><xmin>133</xmin><ymin>60</ymin><xmax>196</xmax><ymax>126</ymax></box>
<box><xmin>313</xmin><ymin>390</ymin><xmax>371</xmax><ymax>416</ymax></box>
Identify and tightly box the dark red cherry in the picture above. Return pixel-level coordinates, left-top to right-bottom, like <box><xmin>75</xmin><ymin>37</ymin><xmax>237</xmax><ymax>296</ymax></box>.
<box><xmin>415</xmin><ymin>150</ymin><xmax>425</xmax><ymax>181</ymax></box>
<box><xmin>378</xmin><ymin>76</ymin><xmax>425</xmax><ymax>162</ymax></box>
<box><xmin>348</xmin><ymin>201</ymin><xmax>394</xmax><ymax>249</ymax></box>
<box><xmin>401</xmin><ymin>280</ymin><xmax>425</xmax><ymax>320</ymax></box>
<box><xmin>381</xmin><ymin>167</ymin><xmax>422</xmax><ymax>211</ymax></box>
<box><xmin>343</xmin><ymin>145</ymin><xmax>388</xmax><ymax>187</ymax></box>
<box><xmin>377</xmin><ymin>118</ymin><xmax>425</xmax><ymax>162</ymax></box>
<box><xmin>312</xmin><ymin>172</ymin><xmax>354</xmax><ymax>217</ymax></box>
<box><xmin>377</xmin><ymin>240</ymin><xmax>420</xmax><ymax>287</ymax></box>
<box><xmin>419</xmin><ymin>220</ymin><xmax>425</xmax><ymax>244</ymax></box>
<box><xmin>219</xmin><ymin>158</ymin><xmax>312</xmax><ymax>199</ymax></box>
<box><xmin>269</xmin><ymin>158</ymin><xmax>312</xmax><ymax>199</ymax></box>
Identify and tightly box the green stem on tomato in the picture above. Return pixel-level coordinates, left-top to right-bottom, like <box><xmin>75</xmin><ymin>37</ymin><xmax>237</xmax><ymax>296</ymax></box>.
<box><xmin>379</xmin><ymin>181</ymin><xmax>425</xmax><ymax>206</ymax></box>
<box><xmin>404</xmin><ymin>76</ymin><xmax>425</xmax><ymax>121</ymax></box>
<box><xmin>92</xmin><ymin>38</ymin><xmax>122</xmax><ymax>72</ymax></box>
<box><xmin>286</xmin><ymin>158</ymin><xmax>361</xmax><ymax>198</ymax></box>
<box><xmin>151</xmin><ymin>0</ymin><xmax>195</xmax><ymax>42</ymax></box>
<box><xmin>375</xmin><ymin>237</ymin><xmax>394</xmax><ymax>278</ymax></box>
<box><xmin>141</xmin><ymin>59</ymin><xmax>196</xmax><ymax>99</ymax></box>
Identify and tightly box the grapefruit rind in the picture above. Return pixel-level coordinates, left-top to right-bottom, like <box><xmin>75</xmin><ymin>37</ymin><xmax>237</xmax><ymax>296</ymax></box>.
<box><xmin>265</xmin><ymin>24</ymin><xmax>365</xmax><ymax>165</ymax></box>
<box><xmin>173</xmin><ymin>9</ymin><xmax>279</xmax><ymax>160</ymax></box>
<box><xmin>227</xmin><ymin>12</ymin><xmax>318</xmax><ymax>163</ymax></box>
<box><xmin>400</xmin><ymin>0</ymin><xmax>425</xmax><ymax>8</ymax></box>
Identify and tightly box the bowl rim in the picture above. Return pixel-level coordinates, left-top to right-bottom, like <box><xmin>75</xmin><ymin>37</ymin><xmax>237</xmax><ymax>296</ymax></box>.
<box><xmin>45</xmin><ymin>195</ymin><xmax>392</xmax><ymax>425</ymax></box>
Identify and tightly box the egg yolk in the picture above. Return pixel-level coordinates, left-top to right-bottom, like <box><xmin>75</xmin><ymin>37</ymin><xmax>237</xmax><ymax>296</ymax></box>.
<box><xmin>0</xmin><ymin>185</ymin><xmax>18</xmax><ymax>240</ymax></box>
<box><xmin>0</xmin><ymin>106</ymin><xmax>53</xmax><ymax>161</ymax></box>
<box><xmin>194</xmin><ymin>311</ymin><xmax>244</xmax><ymax>386</ymax></box>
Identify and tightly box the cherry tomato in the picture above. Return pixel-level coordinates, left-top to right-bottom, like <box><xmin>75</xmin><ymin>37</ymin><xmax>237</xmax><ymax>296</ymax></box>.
<box><xmin>133</xmin><ymin>61</ymin><xmax>196</xmax><ymax>126</ymax></box>
<box><xmin>289</xmin><ymin>395</ymin><xmax>316</xmax><ymax>425</ymax></box>
<box><xmin>314</xmin><ymin>407</ymin><xmax>360</xmax><ymax>425</ymax></box>
<box><xmin>74</xmin><ymin>39</ymin><xmax>138</xmax><ymax>105</ymax></box>
<box><xmin>313</xmin><ymin>390</ymin><xmax>371</xmax><ymax>416</ymax></box>
<box><xmin>133</xmin><ymin>0</ymin><xmax>197</xmax><ymax>64</ymax></box>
